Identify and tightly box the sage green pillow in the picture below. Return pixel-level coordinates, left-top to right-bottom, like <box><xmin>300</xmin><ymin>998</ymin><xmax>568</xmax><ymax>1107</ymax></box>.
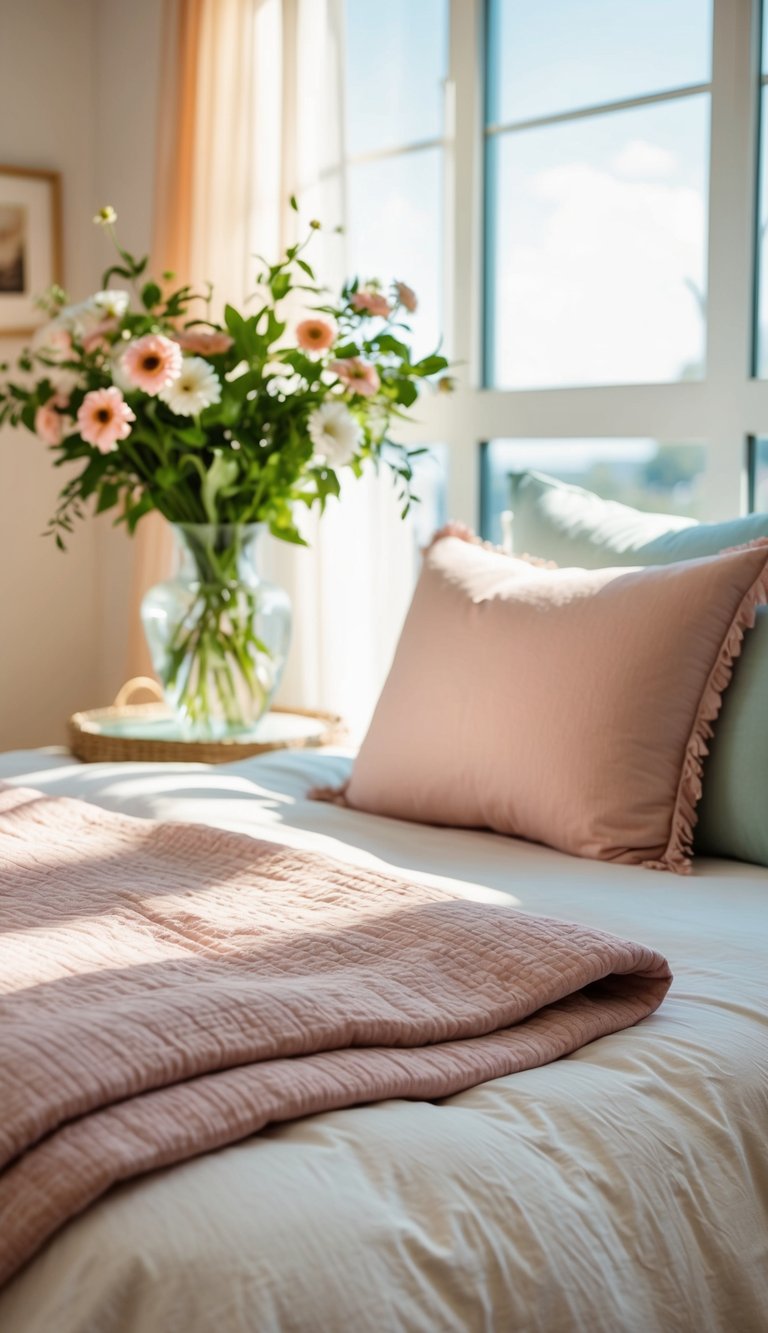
<box><xmin>508</xmin><ymin>470</ymin><xmax>768</xmax><ymax>867</ymax></box>
<box><xmin>696</xmin><ymin>610</ymin><xmax>768</xmax><ymax>865</ymax></box>
<box><xmin>510</xmin><ymin>470</ymin><xmax>768</xmax><ymax>568</ymax></box>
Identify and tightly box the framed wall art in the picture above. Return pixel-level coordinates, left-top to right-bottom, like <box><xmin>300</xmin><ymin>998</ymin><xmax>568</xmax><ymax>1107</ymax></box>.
<box><xmin>0</xmin><ymin>166</ymin><xmax>61</xmax><ymax>337</ymax></box>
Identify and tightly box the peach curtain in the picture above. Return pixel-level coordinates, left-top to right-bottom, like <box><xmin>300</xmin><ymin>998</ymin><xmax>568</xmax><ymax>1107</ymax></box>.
<box><xmin>126</xmin><ymin>0</ymin><xmax>418</xmax><ymax>731</ymax></box>
<box><xmin>126</xmin><ymin>0</ymin><xmax>275</xmax><ymax>678</ymax></box>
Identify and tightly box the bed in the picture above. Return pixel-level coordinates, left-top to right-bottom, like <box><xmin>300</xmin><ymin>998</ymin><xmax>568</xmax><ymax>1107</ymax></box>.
<box><xmin>0</xmin><ymin>744</ymin><xmax>766</xmax><ymax>1333</ymax></box>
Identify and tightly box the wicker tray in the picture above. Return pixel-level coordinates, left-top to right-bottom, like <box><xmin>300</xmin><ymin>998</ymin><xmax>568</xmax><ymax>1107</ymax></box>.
<box><xmin>68</xmin><ymin>678</ymin><xmax>346</xmax><ymax>765</ymax></box>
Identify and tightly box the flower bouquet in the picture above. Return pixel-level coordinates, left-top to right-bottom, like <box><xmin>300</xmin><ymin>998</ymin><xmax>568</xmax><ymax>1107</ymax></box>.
<box><xmin>0</xmin><ymin>203</ymin><xmax>449</xmax><ymax>736</ymax></box>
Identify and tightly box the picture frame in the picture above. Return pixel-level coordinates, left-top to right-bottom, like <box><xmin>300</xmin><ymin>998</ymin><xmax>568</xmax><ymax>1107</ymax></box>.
<box><xmin>0</xmin><ymin>166</ymin><xmax>62</xmax><ymax>338</ymax></box>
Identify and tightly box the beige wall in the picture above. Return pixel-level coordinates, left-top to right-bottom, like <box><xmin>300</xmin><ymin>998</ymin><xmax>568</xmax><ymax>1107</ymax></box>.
<box><xmin>91</xmin><ymin>0</ymin><xmax>163</xmax><ymax>705</ymax></box>
<box><xmin>0</xmin><ymin>0</ymin><xmax>162</xmax><ymax>748</ymax></box>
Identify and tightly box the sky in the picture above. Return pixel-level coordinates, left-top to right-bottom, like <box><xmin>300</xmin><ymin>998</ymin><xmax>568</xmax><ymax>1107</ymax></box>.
<box><xmin>337</xmin><ymin>0</ymin><xmax>768</xmax><ymax>527</ymax></box>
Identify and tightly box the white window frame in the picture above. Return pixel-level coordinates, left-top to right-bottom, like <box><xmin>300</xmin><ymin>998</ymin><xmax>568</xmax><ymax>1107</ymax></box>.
<box><xmin>393</xmin><ymin>0</ymin><xmax>768</xmax><ymax>528</ymax></box>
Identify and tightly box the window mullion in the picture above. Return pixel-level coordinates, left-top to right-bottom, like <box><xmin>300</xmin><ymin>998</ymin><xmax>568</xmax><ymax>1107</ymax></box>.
<box><xmin>702</xmin><ymin>0</ymin><xmax>762</xmax><ymax>517</ymax></box>
<box><xmin>444</xmin><ymin>0</ymin><xmax>484</xmax><ymax>525</ymax></box>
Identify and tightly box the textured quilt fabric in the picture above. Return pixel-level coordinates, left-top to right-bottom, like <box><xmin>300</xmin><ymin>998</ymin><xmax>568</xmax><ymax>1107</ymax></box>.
<box><xmin>0</xmin><ymin>782</ymin><xmax>671</xmax><ymax>1285</ymax></box>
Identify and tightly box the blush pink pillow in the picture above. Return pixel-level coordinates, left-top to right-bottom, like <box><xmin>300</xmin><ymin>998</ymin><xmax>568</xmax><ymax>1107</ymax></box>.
<box><xmin>336</xmin><ymin>530</ymin><xmax>768</xmax><ymax>873</ymax></box>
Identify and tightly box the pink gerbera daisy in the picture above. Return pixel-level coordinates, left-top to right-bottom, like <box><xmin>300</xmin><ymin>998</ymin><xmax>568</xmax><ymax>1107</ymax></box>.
<box><xmin>295</xmin><ymin>316</ymin><xmax>337</xmax><ymax>352</ymax></box>
<box><xmin>77</xmin><ymin>386</ymin><xmax>135</xmax><ymax>453</ymax></box>
<box><xmin>331</xmin><ymin>357</ymin><xmax>381</xmax><ymax>397</ymax></box>
<box><xmin>351</xmin><ymin>289</ymin><xmax>392</xmax><ymax>318</ymax></box>
<box><xmin>35</xmin><ymin>397</ymin><xmax>67</xmax><ymax>446</ymax></box>
<box><xmin>394</xmin><ymin>281</ymin><xmax>418</xmax><ymax>313</ymax></box>
<box><xmin>121</xmin><ymin>334</ymin><xmax>182</xmax><ymax>395</ymax></box>
<box><xmin>174</xmin><ymin>328</ymin><xmax>234</xmax><ymax>357</ymax></box>
<box><xmin>82</xmin><ymin>318</ymin><xmax>119</xmax><ymax>356</ymax></box>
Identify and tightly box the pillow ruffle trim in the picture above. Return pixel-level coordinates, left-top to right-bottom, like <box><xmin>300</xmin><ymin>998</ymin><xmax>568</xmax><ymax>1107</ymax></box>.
<box><xmin>645</xmin><ymin>538</ymin><xmax>768</xmax><ymax>873</ymax></box>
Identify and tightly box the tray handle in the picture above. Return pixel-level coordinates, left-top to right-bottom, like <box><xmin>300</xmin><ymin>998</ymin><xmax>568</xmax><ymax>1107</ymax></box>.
<box><xmin>113</xmin><ymin>677</ymin><xmax>166</xmax><ymax>708</ymax></box>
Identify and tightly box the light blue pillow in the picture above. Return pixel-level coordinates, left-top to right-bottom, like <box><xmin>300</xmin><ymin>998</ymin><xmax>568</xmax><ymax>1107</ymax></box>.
<box><xmin>510</xmin><ymin>470</ymin><xmax>768</xmax><ymax>568</ymax></box>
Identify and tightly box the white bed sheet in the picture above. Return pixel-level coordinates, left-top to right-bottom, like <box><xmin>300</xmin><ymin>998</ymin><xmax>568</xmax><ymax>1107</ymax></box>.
<box><xmin>0</xmin><ymin>747</ymin><xmax>766</xmax><ymax>1333</ymax></box>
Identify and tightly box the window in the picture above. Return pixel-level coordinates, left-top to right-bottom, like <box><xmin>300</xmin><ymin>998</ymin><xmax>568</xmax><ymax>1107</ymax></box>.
<box><xmin>485</xmin><ymin>0</ymin><xmax>712</xmax><ymax>389</ymax></box>
<box><xmin>327</xmin><ymin>0</ymin><xmax>768</xmax><ymax>548</ymax></box>
<box><xmin>755</xmin><ymin>12</ymin><xmax>768</xmax><ymax>376</ymax></box>
<box><xmin>750</xmin><ymin>437</ymin><xmax>768</xmax><ymax>508</ymax></box>
<box><xmin>341</xmin><ymin>0</ymin><xmax>449</xmax><ymax>360</ymax></box>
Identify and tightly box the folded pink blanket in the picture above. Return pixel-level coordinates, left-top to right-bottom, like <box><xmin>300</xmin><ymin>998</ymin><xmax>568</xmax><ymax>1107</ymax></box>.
<box><xmin>0</xmin><ymin>784</ymin><xmax>671</xmax><ymax>1284</ymax></box>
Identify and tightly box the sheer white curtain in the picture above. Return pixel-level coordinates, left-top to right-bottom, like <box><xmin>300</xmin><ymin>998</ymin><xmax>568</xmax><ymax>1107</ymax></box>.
<box><xmin>267</xmin><ymin>0</ymin><xmax>418</xmax><ymax>729</ymax></box>
<box><xmin>130</xmin><ymin>0</ymin><xmax>417</xmax><ymax>733</ymax></box>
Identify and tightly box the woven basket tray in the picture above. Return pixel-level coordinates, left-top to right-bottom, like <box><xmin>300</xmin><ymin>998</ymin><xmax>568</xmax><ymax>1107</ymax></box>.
<box><xmin>68</xmin><ymin>678</ymin><xmax>346</xmax><ymax>765</ymax></box>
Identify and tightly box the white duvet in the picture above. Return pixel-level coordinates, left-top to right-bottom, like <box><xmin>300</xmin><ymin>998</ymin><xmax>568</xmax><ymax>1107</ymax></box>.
<box><xmin>0</xmin><ymin>747</ymin><xmax>766</xmax><ymax>1333</ymax></box>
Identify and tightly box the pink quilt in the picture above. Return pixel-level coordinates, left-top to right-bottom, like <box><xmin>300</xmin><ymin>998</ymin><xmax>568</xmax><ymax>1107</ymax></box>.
<box><xmin>0</xmin><ymin>784</ymin><xmax>671</xmax><ymax>1284</ymax></box>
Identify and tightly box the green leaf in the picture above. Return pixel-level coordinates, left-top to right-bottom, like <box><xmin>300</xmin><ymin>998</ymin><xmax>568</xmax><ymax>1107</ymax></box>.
<box><xmin>175</xmin><ymin>425</ymin><xmax>207</xmax><ymax>446</ymax></box>
<box><xmin>270</xmin><ymin>272</ymin><xmax>292</xmax><ymax>302</ymax></box>
<box><xmin>373</xmin><ymin>332</ymin><xmax>410</xmax><ymax>359</ymax></box>
<box><xmin>95</xmin><ymin>483</ymin><xmax>120</xmax><ymax>514</ymax></box>
<box><xmin>412</xmin><ymin>353</ymin><xmax>449</xmax><ymax>377</ymax></box>
<box><xmin>124</xmin><ymin>493</ymin><xmax>154</xmax><ymax>534</ymax></box>
<box><xmin>268</xmin><ymin>520</ymin><xmax>308</xmax><ymax>546</ymax></box>
<box><xmin>296</xmin><ymin>259</ymin><xmax>315</xmax><ymax>279</ymax></box>
<box><xmin>224</xmin><ymin>304</ymin><xmax>260</xmax><ymax>362</ymax></box>
<box><xmin>201</xmin><ymin>450</ymin><xmax>240</xmax><ymax>524</ymax></box>
<box><xmin>396</xmin><ymin>379</ymin><xmax>419</xmax><ymax>407</ymax></box>
<box><xmin>154</xmin><ymin>466</ymin><xmax>179</xmax><ymax>489</ymax></box>
<box><xmin>141</xmin><ymin>281</ymin><xmax>162</xmax><ymax>310</ymax></box>
<box><xmin>289</xmin><ymin>194</ymin><xmax>299</xmax><ymax>212</ymax></box>
<box><xmin>100</xmin><ymin>264</ymin><xmax>133</xmax><ymax>287</ymax></box>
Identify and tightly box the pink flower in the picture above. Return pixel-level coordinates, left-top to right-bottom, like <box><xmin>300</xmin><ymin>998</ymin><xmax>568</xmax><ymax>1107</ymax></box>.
<box><xmin>351</xmin><ymin>289</ymin><xmax>392</xmax><ymax>318</ymax></box>
<box><xmin>331</xmin><ymin>357</ymin><xmax>381</xmax><ymax>397</ymax></box>
<box><xmin>76</xmin><ymin>386</ymin><xmax>135</xmax><ymax>453</ymax></box>
<box><xmin>121</xmin><ymin>333</ymin><xmax>182</xmax><ymax>395</ymax></box>
<box><xmin>174</xmin><ymin>328</ymin><xmax>234</xmax><ymax>357</ymax></box>
<box><xmin>33</xmin><ymin>322</ymin><xmax>73</xmax><ymax>360</ymax></box>
<box><xmin>394</xmin><ymin>281</ymin><xmax>418</xmax><ymax>313</ymax></box>
<box><xmin>82</xmin><ymin>318</ymin><xmax>119</xmax><ymax>355</ymax></box>
<box><xmin>295</xmin><ymin>316</ymin><xmax>337</xmax><ymax>352</ymax></box>
<box><xmin>35</xmin><ymin>395</ymin><xmax>68</xmax><ymax>446</ymax></box>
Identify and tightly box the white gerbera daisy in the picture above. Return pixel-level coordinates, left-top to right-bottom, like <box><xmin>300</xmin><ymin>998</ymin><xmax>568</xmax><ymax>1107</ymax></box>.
<box><xmin>92</xmin><ymin>289</ymin><xmax>130</xmax><ymax>320</ymax></box>
<box><xmin>307</xmin><ymin>401</ymin><xmax>360</xmax><ymax>467</ymax></box>
<box><xmin>159</xmin><ymin>357</ymin><xmax>222</xmax><ymax>416</ymax></box>
<box><xmin>110</xmin><ymin>345</ymin><xmax>135</xmax><ymax>394</ymax></box>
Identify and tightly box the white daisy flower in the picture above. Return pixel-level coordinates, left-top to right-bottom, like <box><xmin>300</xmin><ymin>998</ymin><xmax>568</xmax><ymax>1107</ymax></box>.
<box><xmin>159</xmin><ymin>356</ymin><xmax>222</xmax><ymax>416</ymax></box>
<box><xmin>110</xmin><ymin>347</ymin><xmax>135</xmax><ymax>394</ymax></box>
<box><xmin>92</xmin><ymin>289</ymin><xmax>130</xmax><ymax>320</ymax></box>
<box><xmin>54</xmin><ymin>300</ymin><xmax>104</xmax><ymax>339</ymax></box>
<box><xmin>307</xmin><ymin>400</ymin><xmax>361</xmax><ymax>468</ymax></box>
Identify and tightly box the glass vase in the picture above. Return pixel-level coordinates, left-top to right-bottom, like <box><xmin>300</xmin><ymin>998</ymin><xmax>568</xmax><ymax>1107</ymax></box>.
<box><xmin>141</xmin><ymin>524</ymin><xmax>291</xmax><ymax>739</ymax></box>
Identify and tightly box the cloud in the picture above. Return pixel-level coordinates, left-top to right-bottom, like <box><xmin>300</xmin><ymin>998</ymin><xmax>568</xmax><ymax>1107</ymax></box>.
<box><xmin>494</xmin><ymin>158</ymin><xmax>706</xmax><ymax>387</ymax></box>
<box><xmin>612</xmin><ymin>139</ymin><xmax>678</xmax><ymax>180</ymax></box>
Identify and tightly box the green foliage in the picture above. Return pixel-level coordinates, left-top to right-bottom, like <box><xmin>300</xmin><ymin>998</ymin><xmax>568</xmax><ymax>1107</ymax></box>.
<box><xmin>0</xmin><ymin>211</ymin><xmax>451</xmax><ymax>550</ymax></box>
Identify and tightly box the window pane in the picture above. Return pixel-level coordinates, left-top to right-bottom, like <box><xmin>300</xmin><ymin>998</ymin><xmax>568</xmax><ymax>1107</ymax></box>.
<box><xmin>409</xmin><ymin>443</ymin><xmax>448</xmax><ymax>549</ymax></box>
<box><xmin>751</xmin><ymin>438</ymin><xmax>768</xmax><ymax>511</ymax></box>
<box><xmin>487</xmin><ymin>0</ymin><xmax>712</xmax><ymax>127</ymax></box>
<box><xmin>486</xmin><ymin>96</ymin><xmax>709</xmax><ymax>388</ymax></box>
<box><xmin>346</xmin><ymin>148</ymin><xmax>444</xmax><ymax>360</ymax></box>
<box><xmin>343</xmin><ymin>0</ymin><xmax>448</xmax><ymax>158</ymax></box>
<box><xmin>755</xmin><ymin>94</ymin><xmax>768</xmax><ymax>376</ymax></box>
<box><xmin>482</xmin><ymin>439</ymin><xmax>707</xmax><ymax>545</ymax></box>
